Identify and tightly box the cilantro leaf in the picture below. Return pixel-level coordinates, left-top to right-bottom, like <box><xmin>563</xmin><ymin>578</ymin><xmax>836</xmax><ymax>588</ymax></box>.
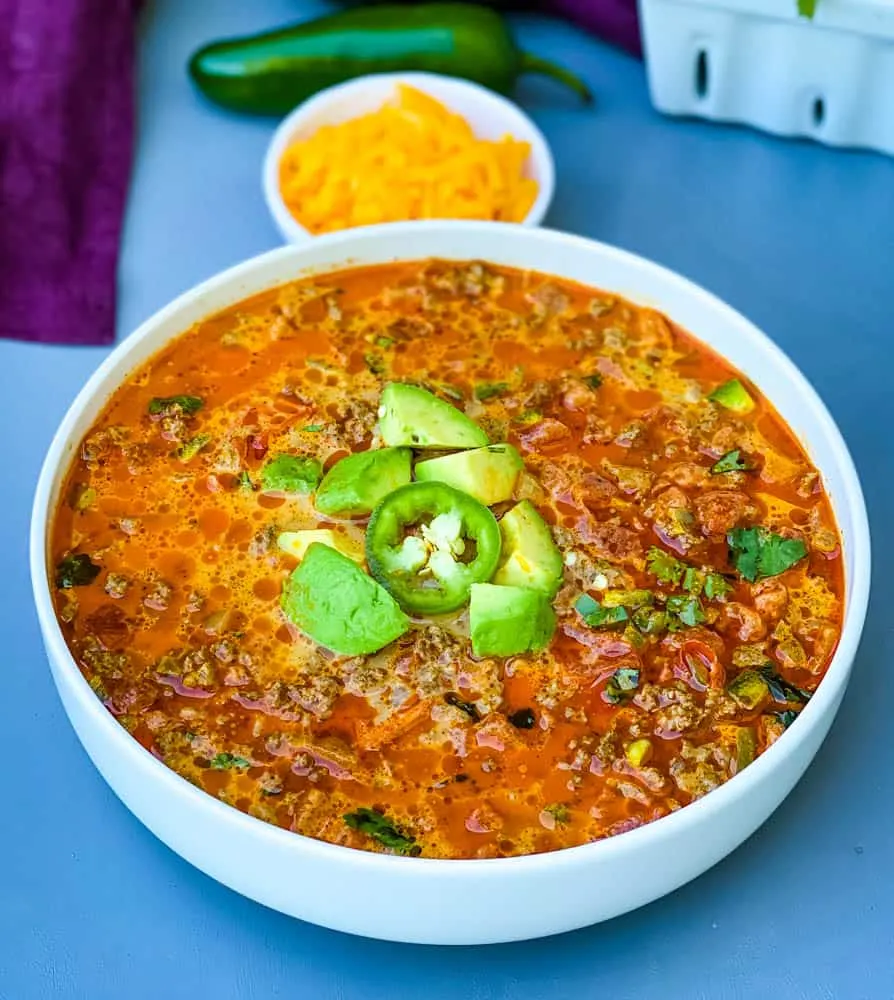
<box><xmin>728</xmin><ymin>527</ymin><xmax>807</xmax><ymax>581</ymax></box>
<box><xmin>302</xmin><ymin>424</ymin><xmax>324</xmax><ymax>433</ymax></box>
<box><xmin>210</xmin><ymin>752</ymin><xmax>251</xmax><ymax>770</ymax></box>
<box><xmin>176</xmin><ymin>432</ymin><xmax>211</xmax><ymax>463</ymax></box>
<box><xmin>55</xmin><ymin>553</ymin><xmax>101</xmax><ymax>589</ymax></box>
<box><xmin>343</xmin><ymin>808</ymin><xmax>420</xmax><ymax>856</ymax></box>
<box><xmin>704</xmin><ymin>573</ymin><xmax>733</xmax><ymax>601</ymax></box>
<box><xmin>772</xmin><ymin>709</ymin><xmax>800</xmax><ymax>729</ymax></box>
<box><xmin>575</xmin><ymin>594</ymin><xmax>629</xmax><ymax>628</ymax></box>
<box><xmin>666</xmin><ymin>594</ymin><xmax>706</xmax><ymax>627</ymax></box>
<box><xmin>711</xmin><ymin>450</ymin><xmax>750</xmax><ymax>475</ymax></box>
<box><xmin>148</xmin><ymin>395</ymin><xmax>203</xmax><ymax>416</ymax></box>
<box><xmin>646</xmin><ymin>546</ymin><xmax>685</xmax><ymax>586</ymax></box>
<box><xmin>682</xmin><ymin>567</ymin><xmax>704</xmax><ymax>595</ymax></box>
<box><xmin>582</xmin><ymin>374</ymin><xmax>602</xmax><ymax>389</ymax></box>
<box><xmin>474</xmin><ymin>381</ymin><xmax>510</xmax><ymax>401</ymax></box>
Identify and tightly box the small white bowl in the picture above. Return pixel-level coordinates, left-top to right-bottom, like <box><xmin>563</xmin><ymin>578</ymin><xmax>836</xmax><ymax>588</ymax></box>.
<box><xmin>262</xmin><ymin>72</ymin><xmax>555</xmax><ymax>244</ymax></box>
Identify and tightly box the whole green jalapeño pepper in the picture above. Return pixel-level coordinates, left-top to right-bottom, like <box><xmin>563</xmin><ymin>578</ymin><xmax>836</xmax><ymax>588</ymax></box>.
<box><xmin>366</xmin><ymin>482</ymin><xmax>502</xmax><ymax>615</ymax></box>
<box><xmin>188</xmin><ymin>3</ymin><xmax>593</xmax><ymax>115</ymax></box>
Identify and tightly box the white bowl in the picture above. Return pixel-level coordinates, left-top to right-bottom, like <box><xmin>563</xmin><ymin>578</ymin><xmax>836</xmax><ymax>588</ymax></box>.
<box><xmin>262</xmin><ymin>73</ymin><xmax>555</xmax><ymax>244</ymax></box>
<box><xmin>31</xmin><ymin>222</ymin><xmax>870</xmax><ymax>946</ymax></box>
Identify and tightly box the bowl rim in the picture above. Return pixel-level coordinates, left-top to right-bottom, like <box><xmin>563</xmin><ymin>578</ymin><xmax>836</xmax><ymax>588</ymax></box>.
<box><xmin>262</xmin><ymin>71</ymin><xmax>557</xmax><ymax>244</ymax></box>
<box><xmin>30</xmin><ymin>220</ymin><xmax>871</xmax><ymax>876</ymax></box>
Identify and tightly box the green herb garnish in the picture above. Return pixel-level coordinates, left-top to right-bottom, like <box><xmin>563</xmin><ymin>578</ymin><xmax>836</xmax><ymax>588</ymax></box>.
<box><xmin>302</xmin><ymin>424</ymin><xmax>324</xmax><ymax>433</ymax></box>
<box><xmin>576</xmin><ymin>594</ymin><xmax>629</xmax><ymax>628</ymax></box>
<box><xmin>544</xmin><ymin>803</ymin><xmax>571</xmax><ymax>824</ymax></box>
<box><xmin>712</xmin><ymin>449</ymin><xmax>750</xmax><ymax>475</ymax></box>
<box><xmin>343</xmin><ymin>807</ymin><xmax>420</xmax><ymax>856</ymax></box>
<box><xmin>704</xmin><ymin>573</ymin><xmax>733</xmax><ymax>600</ymax></box>
<box><xmin>631</xmin><ymin>607</ymin><xmax>669</xmax><ymax>636</ymax></box>
<box><xmin>176</xmin><ymin>433</ymin><xmax>211</xmax><ymax>463</ymax></box>
<box><xmin>210</xmin><ymin>752</ymin><xmax>251</xmax><ymax>770</ymax></box>
<box><xmin>682</xmin><ymin>567</ymin><xmax>703</xmax><ymax>595</ymax></box>
<box><xmin>374</xmin><ymin>335</ymin><xmax>396</xmax><ymax>348</ymax></box>
<box><xmin>260</xmin><ymin>454</ymin><xmax>322</xmax><ymax>494</ymax></box>
<box><xmin>364</xmin><ymin>353</ymin><xmax>387</xmax><ymax>376</ymax></box>
<box><xmin>666</xmin><ymin>594</ymin><xmax>706</xmax><ymax>627</ymax></box>
<box><xmin>55</xmin><ymin>553</ymin><xmax>101</xmax><ymax>589</ymax></box>
<box><xmin>646</xmin><ymin>546</ymin><xmax>685</xmax><ymax>586</ymax></box>
<box><xmin>474</xmin><ymin>381</ymin><xmax>510</xmax><ymax>401</ymax></box>
<box><xmin>148</xmin><ymin>395</ymin><xmax>203</xmax><ymax>416</ymax></box>
<box><xmin>582</xmin><ymin>374</ymin><xmax>603</xmax><ymax>389</ymax></box>
<box><xmin>728</xmin><ymin>526</ymin><xmax>807</xmax><ymax>581</ymax></box>
<box><xmin>772</xmin><ymin>709</ymin><xmax>800</xmax><ymax>728</ymax></box>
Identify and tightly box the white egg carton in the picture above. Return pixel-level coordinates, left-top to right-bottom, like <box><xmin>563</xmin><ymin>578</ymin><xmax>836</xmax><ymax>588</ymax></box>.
<box><xmin>638</xmin><ymin>0</ymin><xmax>894</xmax><ymax>155</ymax></box>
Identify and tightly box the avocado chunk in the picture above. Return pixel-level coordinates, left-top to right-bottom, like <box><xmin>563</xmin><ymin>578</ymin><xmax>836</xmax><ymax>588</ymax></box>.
<box><xmin>709</xmin><ymin>378</ymin><xmax>755</xmax><ymax>414</ymax></box>
<box><xmin>492</xmin><ymin>500</ymin><xmax>564</xmax><ymax>597</ymax></box>
<box><xmin>469</xmin><ymin>583</ymin><xmax>556</xmax><ymax>657</ymax></box>
<box><xmin>277</xmin><ymin>529</ymin><xmax>363</xmax><ymax>563</ymax></box>
<box><xmin>261</xmin><ymin>453</ymin><xmax>322</xmax><ymax>494</ymax></box>
<box><xmin>315</xmin><ymin>447</ymin><xmax>412</xmax><ymax>516</ymax></box>
<box><xmin>379</xmin><ymin>383</ymin><xmax>488</xmax><ymax>449</ymax></box>
<box><xmin>281</xmin><ymin>543</ymin><xmax>409</xmax><ymax>655</ymax></box>
<box><xmin>414</xmin><ymin>444</ymin><xmax>522</xmax><ymax>505</ymax></box>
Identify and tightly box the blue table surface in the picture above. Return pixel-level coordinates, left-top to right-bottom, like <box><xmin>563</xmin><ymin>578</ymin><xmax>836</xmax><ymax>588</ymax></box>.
<box><xmin>3</xmin><ymin>1</ymin><xmax>893</xmax><ymax>996</ymax></box>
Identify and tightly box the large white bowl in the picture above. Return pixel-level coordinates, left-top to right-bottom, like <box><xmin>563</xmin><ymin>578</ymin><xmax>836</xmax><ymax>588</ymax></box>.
<box><xmin>263</xmin><ymin>72</ymin><xmax>555</xmax><ymax>243</ymax></box>
<box><xmin>30</xmin><ymin>222</ymin><xmax>870</xmax><ymax>946</ymax></box>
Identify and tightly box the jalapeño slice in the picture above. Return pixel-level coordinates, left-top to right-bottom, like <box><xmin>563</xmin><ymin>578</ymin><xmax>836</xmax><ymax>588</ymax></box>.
<box><xmin>366</xmin><ymin>482</ymin><xmax>502</xmax><ymax>615</ymax></box>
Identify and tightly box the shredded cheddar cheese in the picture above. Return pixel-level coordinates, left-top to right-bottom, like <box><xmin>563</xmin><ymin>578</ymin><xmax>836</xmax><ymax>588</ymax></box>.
<box><xmin>278</xmin><ymin>85</ymin><xmax>539</xmax><ymax>234</ymax></box>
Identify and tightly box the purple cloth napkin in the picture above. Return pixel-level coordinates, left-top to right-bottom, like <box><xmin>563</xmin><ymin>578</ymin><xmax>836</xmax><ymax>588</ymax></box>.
<box><xmin>550</xmin><ymin>0</ymin><xmax>642</xmax><ymax>55</ymax></box>
<box><xmin>0</xmin><ymin>0</ymin><xmax>140</xmax><ymax>345</ymax></box>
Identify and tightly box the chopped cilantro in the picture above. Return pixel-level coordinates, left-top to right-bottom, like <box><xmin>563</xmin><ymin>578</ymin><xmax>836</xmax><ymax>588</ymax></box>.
<box><xmin>474</xmin><ymin>381</ymin><xmax>510</xmax><ymax>401</ymax></box>
<box><xmin>343</xmin><ymin>808</ymin><xmax>420</xmax><ymax>856</ymax></box>
<box><xmin>302</xmin><ymin>424</ymin><xmax>324</xmax><ymax>433</ymax></box>
<box><xmin>704</xmin><ymin>573</ymin><xmax>733</xmax><ymax>600</ymax></box>
<box><xmin>260</xmin><ymin>454</ymin><xmax>322</xmax><ymax>494</ymax></box>
<box><xmin>513</xmin><ymin>410</ymin><xmax>542</xmax><ymax>426</ymax></box>
<box><xmin>374</xmin><ymin>335</ymin><xmax>395</xmax><ymax>348</ymax></box>
<box><xmin>445</xmin><ymin>692</ymin><xmax>480</xmax><ymax>721</ymax></box>
<box><xmin>55</xmin><ymin>553</ymin><xmax>101</xmax><ymax>589</ymax></box>
<box><xmin>728</xmin><ymin>526</ymin><xmax>807</xmax><ymax>581</ymax></box>
<box><xmin>682</xmin><ymin>567</ymin><xmax>704</xmax><ymax>595</ymax></box>
<box><xmin>666</xmin><ymin>594</ymin><xmax>706</xmax><ymax>627</ymax></box>
<box><xmin>210</xmin><ymin>752</ymin><xmax>251</xmax><ymax>770</ymax></box>
<box><xmin>712</xmin><ymin>449</ymin><xmax>750</xmax><ymax>475</ymax></box>
<box><xmin>582</xmin><ymin>374</ymin><xmax>603</xmax><ymax>389</ymax></box>
<box><xmin>544</xmin><ymin>803</ymin><xmax>571</xmax><ymax>824</ymax></box>
<box><xmin>176</xmin><ymin>433</ymin><xmax>211</xmax><ymax>463</ymax></box>
<box><xmin>576</xmin><ymin>594</ymin><xmax>629</xmax><ymax>628</ymax></box>
<box><xmin>148</xmin><ymin>395</ymin><xmax>203</xmax><ymax>416</ymax></box>
<box><xmin>604</xmin><ymin>667</ymin><xmax>640</xmax><ymax>704</ymax></box>
<box><xmin>646</xmin><ymin>546</ymin><xmax>685</xmax><ymax>586</ymax></box>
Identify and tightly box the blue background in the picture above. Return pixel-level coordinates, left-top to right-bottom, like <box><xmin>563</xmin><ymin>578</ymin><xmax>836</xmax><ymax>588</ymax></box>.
<box><xmin>2</xmin><ymin>1</ymin><xmax>892</xmax><ymax>997</ymax></box>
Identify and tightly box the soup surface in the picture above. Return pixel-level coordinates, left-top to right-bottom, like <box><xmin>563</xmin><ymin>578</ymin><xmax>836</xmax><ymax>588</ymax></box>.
<box><xmin>51</xmin><ymin>260</ymin><xmax>844</xmax><ymax>860</ymax></box>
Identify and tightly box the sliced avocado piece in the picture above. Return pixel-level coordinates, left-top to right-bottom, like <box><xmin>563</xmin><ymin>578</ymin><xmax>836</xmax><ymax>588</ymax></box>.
<box><xmin>414</xmin><ymin>444</ymin><xmax>522</xmax><ymax>505</ymax></box>
<box><xmin>469</xmin><ymin>583</ymin><xmax>556</xmax><ymax>657</ymax></box>
<box><xmin>261</xmin><ymin>454</ymin><xmax>322</xmax><ymax>494</ymax></box>
<box><xmin>378</xmin><ymin>383</ymin><xmax>488</xmax><ymax>449</ymax></box>
<box><xmin>277</xmin><ymin>529</ymin><xmax>363</xmax><ymax>564</ymax></box>
<box><xmin>709</xmin><ymin>378</ymin><xmax>755</xmax><ymax>414</ymax></box>
<box><xmin>492</xmin><ymin>500</ymin><xmax>564</xmax><ymax>598</ymax></box>
<box><xmin>281</xmin><ymin>543</ymin><xmax>409</xmax><ymax>655</ymax></box>
<box><xmin>315</xmin><ymin>447</ymin><xmax>412</xmax><ymax>516</ymax></box>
